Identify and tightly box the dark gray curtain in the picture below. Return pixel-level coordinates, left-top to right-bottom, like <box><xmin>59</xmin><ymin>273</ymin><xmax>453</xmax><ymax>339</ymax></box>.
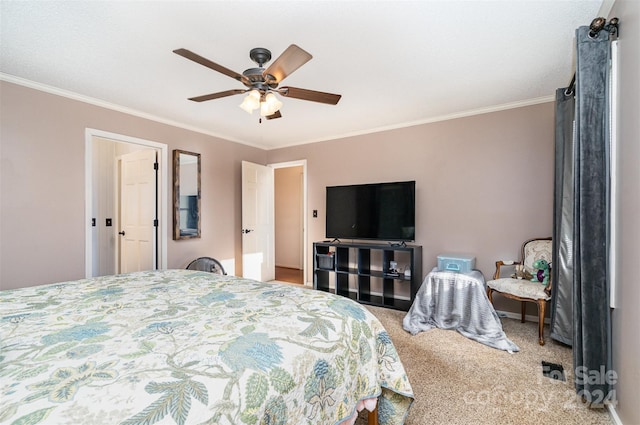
<box><xmin>553</xmin><ymin>24</ymin><xmax>614</xmax><ymax>403</ymax></box>
<box><xmin>573</xmin><ymin>24</ymin><xmax>612</xmax><ymax>403</ymax></box>
<box><xmin>550</xmin><ymin>88</ymin><xmax>574</xmax><ymax>346</ymax></box>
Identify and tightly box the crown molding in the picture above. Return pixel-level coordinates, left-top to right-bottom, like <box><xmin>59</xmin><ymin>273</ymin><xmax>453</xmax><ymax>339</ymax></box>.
<box><xmin>2</xmin><ymin>72</ymin><xmax>554</xmax><ymax>151</ymax></box>
<box><xmin>282</xmin><ymin>95</ymin><xmax>555</xmax><ymax>149</ymax></box>
<box><xmin>0</xmin><ymin>73</ymin><xmax>263</xmax><ymax>149</ymax></box>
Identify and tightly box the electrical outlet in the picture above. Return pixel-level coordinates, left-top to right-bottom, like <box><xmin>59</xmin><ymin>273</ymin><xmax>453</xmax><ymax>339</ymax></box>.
<box><xmin>106</xmin><ymin>218</ymin><xmax>112</xmax><ymax>226</ymax></box>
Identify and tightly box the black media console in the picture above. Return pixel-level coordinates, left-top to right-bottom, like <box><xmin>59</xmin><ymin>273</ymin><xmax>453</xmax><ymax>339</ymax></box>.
<box><xmin>313</xmin><ymin>241</ymin><xmax>422</xmax><ymax>311</ymax></box>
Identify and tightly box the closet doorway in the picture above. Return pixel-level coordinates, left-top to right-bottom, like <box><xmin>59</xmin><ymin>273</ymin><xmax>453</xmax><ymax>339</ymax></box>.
<box><xmin>84</xmin><ymin>129</ymin><xmax>168</xmax><ymax>278</ymax></box>
<box><xmin>272</xmin><ymin>161</ymin><xmax>306</xmax><ymax>285</ymax></box>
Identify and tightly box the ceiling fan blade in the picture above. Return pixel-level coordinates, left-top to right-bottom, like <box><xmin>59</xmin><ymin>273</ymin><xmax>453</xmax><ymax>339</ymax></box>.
<box><xmin>265</xmin><ymin>110</ymin><xmax>282</xmax><ymax>120</ymax></box>
<box><xmin>174</xmin><ymin>48</ymin><xmax>249</xmax><ymax>85</ymax></box>
<box><xmin>188</xmin><ymin>89</ymin><xmax>246</xmax><ymax>102</ymax></box>
<box><xmin>263</xmin><ymin>44</ymin><xmax>312</xmax><ymax>83</ymax></box>
<box><xmin>280</xmin><ymin>86</ymin><xmax>341</xmax><ymax>105</ymax></box>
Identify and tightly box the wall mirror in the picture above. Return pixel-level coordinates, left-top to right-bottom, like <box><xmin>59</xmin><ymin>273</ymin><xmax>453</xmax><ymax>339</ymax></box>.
<box><xmin>173</xmin><ymin>149</ymin><xmax>201</xmax><ymax>240</ymax></box>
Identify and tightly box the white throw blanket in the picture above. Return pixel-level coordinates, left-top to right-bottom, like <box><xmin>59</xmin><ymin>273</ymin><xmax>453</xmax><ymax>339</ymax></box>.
<box><xmin>403</xmin><ymin>268</ymin><xmax>519</xmax><ymax>353</ymax></box>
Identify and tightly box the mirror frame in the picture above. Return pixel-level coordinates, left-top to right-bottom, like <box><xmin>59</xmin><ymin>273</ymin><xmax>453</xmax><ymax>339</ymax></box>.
<box><xmin>173</xmin><ymin>149</ymin><xmax>201</xmax><ymax>240</ymax></box>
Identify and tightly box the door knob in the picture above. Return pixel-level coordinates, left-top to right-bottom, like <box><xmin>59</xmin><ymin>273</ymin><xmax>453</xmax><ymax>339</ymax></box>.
<box><xmin>242</xmin><ymin>229</ymin><xmax>253</xmax><ymax>234</ymax></box>
<box><xmin>118</xmin><ymin>231</ymin><xmax>125</xmax><ymax>236</ymax></box>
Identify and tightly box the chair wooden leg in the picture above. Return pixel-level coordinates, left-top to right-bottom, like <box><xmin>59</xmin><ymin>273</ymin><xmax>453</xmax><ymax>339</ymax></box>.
<box><xmin>368</xmin><ymin>405</ymin><xmax>378</xmax><ymax>425</ymax></box>
<box><xmin>520</xmin><ymin>301</ymin><xmax>526</xmax><ymax>323</ymax></box>
<box><xmin>487</xmin><ymin>288</ymin><xmax>493</xmax><ymax>303</ymax></box>
<box><xmin>537</xmin><ymin>300</ymin><xmax>546</xmax><ymax>345</ymax></box>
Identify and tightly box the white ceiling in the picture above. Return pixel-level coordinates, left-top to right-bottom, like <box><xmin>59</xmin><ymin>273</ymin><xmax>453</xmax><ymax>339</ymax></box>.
<box><xmin>1</xmin><ymin>1</ymin><xmax>604</xmax><ymax>150</ymax></box>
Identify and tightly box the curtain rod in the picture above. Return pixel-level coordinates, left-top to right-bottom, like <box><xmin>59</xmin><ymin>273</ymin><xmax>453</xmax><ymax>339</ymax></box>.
<box><xmin>564</xmin><ymin>17</ymin><xmax>619</xmax><ymax>96</ymax></box>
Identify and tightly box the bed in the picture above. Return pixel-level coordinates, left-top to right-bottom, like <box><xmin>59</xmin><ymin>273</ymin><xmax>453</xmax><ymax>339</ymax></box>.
<box><xmin>0</xmin><ymin>270</ymin><xmax>413</xmax><ymax>425</ymax></box>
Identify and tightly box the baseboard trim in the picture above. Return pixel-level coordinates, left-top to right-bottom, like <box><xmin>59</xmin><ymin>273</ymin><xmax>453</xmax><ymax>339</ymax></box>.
<box><xmin>275</xmin><ymin>265</ymin><xmax>302</xmax><ymax>270</ymax></box>
<box><xmin>495</xmin><ymin>310</ymin><xmax>551</xmax><ymax>324</ymax></box>
<box><xmin>607</xmin><ymin>402</ymin><xmax>623</xmax><ymax>425</ymax></box>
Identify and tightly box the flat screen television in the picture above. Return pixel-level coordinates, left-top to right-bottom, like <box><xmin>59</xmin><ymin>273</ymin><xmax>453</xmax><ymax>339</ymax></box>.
<box><xmin>326</xmin><ymin>181</ymin><xmax>415</xmax><ymax>242</ymax></box>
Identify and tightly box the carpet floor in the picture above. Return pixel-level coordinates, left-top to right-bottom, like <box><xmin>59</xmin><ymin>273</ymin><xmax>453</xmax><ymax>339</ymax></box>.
<box><xmin>356</xmin><ymin>306</ymin><xmax>612</xmax><ymax>425</ymax></box>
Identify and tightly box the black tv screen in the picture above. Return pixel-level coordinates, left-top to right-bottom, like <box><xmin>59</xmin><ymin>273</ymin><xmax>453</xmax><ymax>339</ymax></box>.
<box><xmin>326</xmin><ymin>181</ymin><xmax>415</xmax><ymax>241</ymax></box>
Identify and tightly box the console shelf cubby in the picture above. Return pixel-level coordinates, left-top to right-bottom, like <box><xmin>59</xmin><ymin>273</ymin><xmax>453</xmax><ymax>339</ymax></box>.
<box><xmin>313</xmin><ymin>241</ymin><xmax>422</xmax><ymax>311</ymax></box>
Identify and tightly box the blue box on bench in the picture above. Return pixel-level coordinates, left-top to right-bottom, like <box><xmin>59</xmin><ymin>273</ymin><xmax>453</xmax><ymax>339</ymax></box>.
<box><xmin>437</xmin><ymin>254</ymin><xmax>476</xmax><ymax>273</ymax></box>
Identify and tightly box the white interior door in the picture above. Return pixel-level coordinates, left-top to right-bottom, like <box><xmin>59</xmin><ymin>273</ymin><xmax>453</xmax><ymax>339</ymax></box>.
<box><xmin>119</xmin><ymin>149</ymin><xmax>157</xmax><ymax>273</ymax></box>
<box><xmin>242</xmin><ymin>161</ymin><xmax>275</xmax><ymax>281</ymax></box>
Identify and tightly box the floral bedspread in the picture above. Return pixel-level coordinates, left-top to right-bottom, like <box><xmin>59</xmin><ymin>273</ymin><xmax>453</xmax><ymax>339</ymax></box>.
<box><xmin>0</xmin><ymin>270</ymin><xmax>413</xmax><ymax>425</ymax></box>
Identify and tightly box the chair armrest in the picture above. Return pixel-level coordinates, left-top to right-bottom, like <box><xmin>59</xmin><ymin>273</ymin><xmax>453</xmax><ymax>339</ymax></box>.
<box><xmin>493</xmin><ymin>260</ymin><xmax>521</xmax><ymax>280</ymax></box>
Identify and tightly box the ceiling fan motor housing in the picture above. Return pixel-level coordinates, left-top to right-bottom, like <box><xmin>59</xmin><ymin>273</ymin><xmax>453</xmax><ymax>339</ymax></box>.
<box><xmin>245</xmin><ymin>48</ymin><xmax>278</xmax><ymax>89</ymax></box>
<box><xmin>242</xmin><ymin>68</ymin><xmax>278</xmax><ymax>90</ymax></box>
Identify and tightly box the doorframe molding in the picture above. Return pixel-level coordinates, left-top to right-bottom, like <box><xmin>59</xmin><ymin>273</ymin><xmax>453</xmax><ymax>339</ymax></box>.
<box><xmin>268</xmin><ymin>159</ymin><xmax>308</xmax><ymax>285</ymax></box>
<box><xmin>84</xmin><ymin>128</ymin><xmax>169</xmax><ymax>277</ymax></box>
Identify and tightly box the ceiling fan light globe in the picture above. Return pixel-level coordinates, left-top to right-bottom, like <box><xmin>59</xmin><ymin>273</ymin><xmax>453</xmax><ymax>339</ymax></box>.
<box><xmin>248</xmin><ymin>89</ymin><xmax>261</xmax><ymax>101</ymax></box>
<box><xmin>239</xmin><ymin>98</ymin><xmax>255</xmax><ymax>114</ymax></box>
<box><xmin>260</xmin><ymin>101</ymin><xmax>272</xmax><ymax>117</ymax></box>
<box><xmin>262</xmin><ymin>93</ymin><xmax>283</xmax><ymax>116</ymax></box>
<box><xmin>239</xmin><ymin>90</ymin><xmax>261</xmax><ymax>114</ymax></box>
<box><xmin>261</xmin><ymin>102</ymin><xmax>281</xmax><ymax>117</ymax></box>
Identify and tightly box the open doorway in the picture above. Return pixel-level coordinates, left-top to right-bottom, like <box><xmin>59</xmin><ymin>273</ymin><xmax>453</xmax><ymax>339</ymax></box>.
<box><xmin>272</xmin><ymin>160</ymin><xmax>307</xmax><ymax>285</ymax></box>
<box><xmin>85</xmin><ymin>129</ymin><xmax>168</xmax><ymax>278</ymax></box>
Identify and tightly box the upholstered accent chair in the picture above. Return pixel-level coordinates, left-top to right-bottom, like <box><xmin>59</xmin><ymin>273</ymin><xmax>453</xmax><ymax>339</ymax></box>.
<box><xmin>486</xmin><ymin>237</ymin><xmax>552</xmax><ymax>345</ymax></box>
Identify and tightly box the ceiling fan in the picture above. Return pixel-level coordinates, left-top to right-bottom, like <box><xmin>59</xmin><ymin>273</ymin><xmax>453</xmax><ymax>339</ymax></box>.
<box><xmin>173</xmin><ymin>44</ymin><xmax>341</xmax><ymax>120</ymax></box>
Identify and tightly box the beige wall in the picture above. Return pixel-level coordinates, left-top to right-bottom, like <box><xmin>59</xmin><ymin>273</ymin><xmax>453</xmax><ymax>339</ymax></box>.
<box><xmin>609</xmin><ymin>1</ymin><xmax>640</xmax><ymax>423</ymax></box>
<box><xmin>268</xmin><ymin>102</ymin><xmax>555</xmax><ymax>315</ymax></box>
<box><xmin>0</xmin><ymin>81</ymin><xmax>266</xmax><ymax>288</ymax></box>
